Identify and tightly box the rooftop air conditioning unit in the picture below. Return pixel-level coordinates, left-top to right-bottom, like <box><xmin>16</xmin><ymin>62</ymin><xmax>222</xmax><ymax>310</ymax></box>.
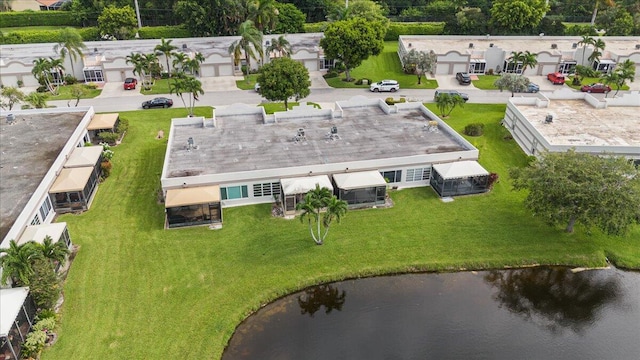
<box><xmin>469</xmin><ymin>43</ymin><xmax>474</xmax><ymax>48</ymax></box>
<box><xmin>182</xmin><ymin>44</ymin><xmax>187</xmax><ymax>49</ymax></box>
<box><xmin>636</xmin><ymin>44</ymin><xmax>640</xmax><ymax>50</ymax></box>
<box><xmin>551</xmin><ymin>44</ymin><xmax>557</xmax><ymax>49</ymax></box>
<box><xmin>489</xmin><ymin>43</ymin><xmax>494</xmax><ymax>47</ymax></box>
<box><xmin>572</xmin><ymin>43</ymin><xmax>578</xmax><ymax>49</ymax></box>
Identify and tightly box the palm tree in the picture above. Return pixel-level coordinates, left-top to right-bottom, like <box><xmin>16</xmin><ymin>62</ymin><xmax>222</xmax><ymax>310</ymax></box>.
<box><xmin>154</xmin><ymin>38</ymin><xmax>178</xmax><ymax>76</ymax></box>
<box><xmin>249</xmin><ymin>0</ymin><xmax>279</xmax><ymax>33</ymax></box>
<box><xmin>24</xmin><ymin>92</ymin><xmax>48</xmax><ymax>109</ymax></box>
<box><xmin>578</xmin><ymin>35</ymin><xmax>595</xmax><ymax>65</ymax></box>
<box><xmin>436</xmin><ymin>93</ymin><xmax>466</xmax><ymax>117</ymax></box>
<box><xmin>53</xmin><ymin>28</ymin><xmax>87</xmax><ymax>78</ymax></box>
<box><xmin>606</xmin><ymin>59</ymin><xmax>636</xmax><ymax>96</ymax></box>
<box><xmin>37</xmin><ymin>235</ymin><xmax>70</xmax><ymax>271</ymax></box>
<box><xmin>590</xmin><ymin>0</ymin><xmax>615</xmax><ymax>26</ymax></box>
<box><xmin>228</xmin><ymin>20</ymin><xmax>263</xmax><ymax>78</ymax></box>
<box><xmin>507</xmin><ymin>51</ymin><xmax>524</xmax><ymax>73</ymax></box>
<box><xmin>184</xmin><ymin>52</ymin><xmax>205</xmax><ymax>76</ymax></box>
<box><xmin>296</xmin><ymin>184</ymin><xmax>347</xmax><ymax>245</ymax></box>
<box><xmin>170</xmin><ymin>73</ymin><xmax>204</xmax><ymax>116</ymax></box>
<box><xmin>172</xmin><ymin>52</ymin><xmax>189</xmax><ymax>73</ymax></box>
<box><xmin>589</xmin><ymin>38</ymin><xmax>606</xmax><ymax>66</ymax></box>
<box><xmin>267</xmin><ymin>35</ymin><xmax>292</xmax><ymax>58</ymax></box>
<box><xmin>521</xmin><ymin>51</ymin><xmax>538</xmax><ymax>74</ymax></box>
<box><xmin>32</xmin><ymin>57</ymin><xmax>53</xmax><ymax>92</ymax></box>
<box><xmin>126</xmin><ymin>52</ymin><xmax>145</xmax><ymax>86</ymax></box>
<box><xmin>0</xmin><ymin>240</ymin><xmax>41</xmax><ymax>286</ymax></box>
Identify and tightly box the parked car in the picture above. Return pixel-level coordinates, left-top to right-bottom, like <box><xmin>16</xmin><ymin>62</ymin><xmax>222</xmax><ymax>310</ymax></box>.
<box><xmin>456</xmin><ymin>72</ymin><xmax>472</xmax><ymax>85</ymax></box>
<box><xmin>434</xmin><ymin>90</ymin><xmax>469</xmax><ymax>102</ymax></box>
<box><xmin>525</xmin><ymin>83</ymin><xmax>540</xmax><ymax>93</ymax></box>
<box><xmin>547</xmin><ymin>72</ymin><xmax>566</xmax><ymax>85</ymax></box>
<box><xmin>142</xmin><ymin>97</ymin><xmax>173</xmax><ymax>109</ymax></box>
<box><xmin>370</xmin><ymin>79</ymin><xmax>399</xmax><ymax>92</ymax></box>
<box><xmin>254</xmin><ymin>82</ymin><xmax>261</xmax><ymax>92</ymax></box>
<box><xmin>581</xmin><ymin>83</ymin><xmax>611</xmax><ymax>93</ymax></box>
<box><xmin>123</xmin><ymin>77</ymin><xmax>137</xmax><ymax>90</ymax></box>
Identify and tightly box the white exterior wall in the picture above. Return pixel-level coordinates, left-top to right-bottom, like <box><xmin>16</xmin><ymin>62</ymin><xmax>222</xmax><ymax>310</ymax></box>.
<box><xmin>532</xmin><ymin>52</ymin><xmax>562</xmax><ymax>75</ymax></box>
<box><xmin>435</xmin><ymin>51</ymin><xmax>470</xmax><ymax>75</ymax></box>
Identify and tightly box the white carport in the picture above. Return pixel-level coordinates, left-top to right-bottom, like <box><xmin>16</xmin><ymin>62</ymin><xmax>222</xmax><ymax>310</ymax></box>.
<box><xmin>430</xmin><ymin>160</ymin><xmax>490</xmax><ymax>197</ymax></box>
<box><xmin>281</xmin><ymin>175</ymin><xmax>333</xmax><ymax>214</ymax></box>
<box><xmin>333</xmin><ymin>170</ymin><xmax>387</xmax><ymax>207</ymax></box>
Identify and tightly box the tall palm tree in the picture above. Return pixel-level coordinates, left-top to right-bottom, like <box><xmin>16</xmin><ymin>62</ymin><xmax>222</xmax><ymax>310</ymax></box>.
<box><xmin>267</xmin><ymin>35</ymin><xmax>292</xmax><ymax>58</ymax></box>
<box><xmin>32</xmin><ymin>57</ymin><xmax>63</xmax><ymax>95</ymax></box>
<box><xmin>590</xmin><ymin>38</ymin><xmax>606</xmax><ymax>66</ymax></box>
<box><xmin>184</xmin><ymin>52</ymin><xmax>205</xmax><ymax>76</ymax></box>
<box><xmin>0</xmin><ymin>240</ymin><xmax>41</xmax><ymax>286</ymax></box>
<box><xmin>296</xmin><ymin>184</ymin><xmax>348</xmax><ymax>245</ymax></box>
<box><xmin>590</xmin><ymin>0</ymin><xmax>615</xmax><ymax>26</ymax></box>
<box><xmin>53</xmin><ymin>28</ymin><xmax>87</xmax><ymax>78</ymax></box>
<box><xmin>249</xmin><ymin>0</ymin><xmax>279</xmax><ymax>33</ymax></box>
<box><xmin>37</xmin><ymin>235</ymin><xmax>70</xmax><ymax>271</ymax></box>
<box><xmin>507</xmin><ymin>51</ymin><xmax>524</xmax><ymax>73</ymax></box>
<box><xmin>126</xmin><ymin>52</ymin><xmax>145</xmax><ymax>87</ymax></box>
<box><xmin>578</xmin><ymin>35</ymin><xmax>595</xmax><ymax>65</ymax></box>
<box><xmin>141</xmin><ymin>53</ymin><xmax>160</xmax><ymax>89</ymax></box>
<box><xmin>170</xmin><ymin>73</ymin><xmax>204</xmax><ymax>116</ymax></box>
<box><xmin>154</xmin><ymin>38</ymin><xmax>178</xmax><ymax>76</ymax></box>
<box><xmin>520</xmin><ymin>51</ymin><xmax>538</xmax><ymax>74</ymax></box>
<box><xmin>228</xmin><ymin>20</ymin><xmax>263</xmax><ymax>77</ymax></box>
<box><xmin>172</xmin><ymin>52</ymin><xmax>189</xmax><ymax>73</ymax></box>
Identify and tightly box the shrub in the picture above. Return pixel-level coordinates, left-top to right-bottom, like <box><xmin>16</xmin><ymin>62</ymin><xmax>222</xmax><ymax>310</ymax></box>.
<box><xmin>101</xmin><ymin>160</ymin><xmax>112</xmax><ymax>178</ymax></box>
<box><xmin>98</xmin><ymin>131</ymin><xmax>119</xmax><ymax>144</ymax></box>
<box><xmin>116</xmin><ymin>118</ymin><xmax>129</xmax><ymax>134</ymax></box>
<box><xmin>78</xmin><ymin>27</ymin><xmax>101</xmax><ymax>41</ymax></box>
<box><xmin>464</xmin><ymin>123</ymin><xmax>484</xmax><ymax>136</ymax></box>
<box><xmin>0</xmin><ymin>11</ymin><xmax>80</xmax><ymax>28</ymax></box>
<box><xmin>36</xmin><ymin>309</ymin><xmax>58</xmax><ymax>321</ymax></box>
<box><xmin>64</xmin><ymin>75</ymin><xmax>78</xmax><ymax>85</ymax></box>
<box><xmin>33</xmin><ymin>318</ymin><xmax>56</xmax><ymax>333</ymax></box>
<box><xmin>487</xmin><ymin>172</ymin><xmax>499</xmax><ymax>189</ymax></box>
<box><xmin>323</xmin><ymin>70</ymin><xmax>339</xmax><ymax>79</ymax></box>
<box><xmin>22</xmin><ymin>328</ymin><xmax>47</xmax><ymax>359</ymax></box>
<box><xmin>385</xmin><ymin>22</ymin><xmax>445</xmax><ymax>41</ymax></box>
<box><xmin>303</xmin><ymin>22</ymin><xmax>328</xmax><ymax>33</ymax></box>
<box><xmin>26</xmin><ymin>258</ymin><xmax>62</xmax><ymax>311</ymax></box>
<box><xmin>486</xmin><ymin>69</ymin><xmax>495</xmax><ymax>76</ymax></box>
<box><xmin>138</xmin><ymin>25</ymin><xmax>191</xmax><ymax>39</ymax></box>
<box><xmin>84</xmin><ymin>82</ymin><xmax>98</xmax><ymax>90</ymax></box>
<box><xmin>385</xmin><ymin>97</ymin><xmax>407</xmax><ymax>105</ymax></box>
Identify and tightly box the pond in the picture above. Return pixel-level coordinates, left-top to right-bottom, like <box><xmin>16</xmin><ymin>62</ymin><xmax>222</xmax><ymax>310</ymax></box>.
<box><xmin>222</xmin><ymin>267</ymin><xmax>640</xmax><ymax>359</ymax></box>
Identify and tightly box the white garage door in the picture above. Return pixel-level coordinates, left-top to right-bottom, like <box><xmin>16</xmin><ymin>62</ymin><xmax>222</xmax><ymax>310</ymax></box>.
<box><xmin>304</xmin><ymin>60</ymin><xmax>318</xmax><ymax>72</ymax></box>
<box><xmin>452</xmin><ymin>63</ymin><xmax>467</xmax><ymax>74</ymax></box>
<box><xmin>218</xmin><ymin>65</ymin><xmax>233</xmax><ymax>76</ymax></box>
<box><xmin>104</xmin><ymin>70</ymin><xmax>121</xmax><ymax>82</ymax></box>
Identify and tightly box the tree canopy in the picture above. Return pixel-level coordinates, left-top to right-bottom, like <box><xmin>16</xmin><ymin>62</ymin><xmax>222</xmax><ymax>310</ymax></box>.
<box><xmin>320</xmin><ymin>17</ymin><xmax>385</xmax><ymax>81</ymax></box>
<box><xmin>97</xmin><ymin>5</ymin><xmax>138</xmax><ymax>40</ymax></box>
<box><xmin>257</xmin><ymin>57</ymin><xmax>310</xmax><ymax>110</ymax></box>
<box><xmin>510</xmin><ymin>150</ymin><xmax>640</xmax><ymax>235</ymax></box>
<box><xmin>490</xmin><ymin>0</ymin><xmax>549</xmax><ymax>33</ymax></box>
<box><xmin>494</xmin><ymin>73</ymin><xmax>530</xmax><ymax>97</ymax></box>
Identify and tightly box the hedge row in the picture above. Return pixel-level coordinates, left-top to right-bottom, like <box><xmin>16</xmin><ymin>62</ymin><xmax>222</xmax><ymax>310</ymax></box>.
<box><xmin>0</xmin><ymin>26</ymin><xmax>190</xmax><ymax>45</ymax></box>
<box><xmin>304</xmin><ymin>21</ymin><xmax>445</xmax><ymax>40</ymax></box>
<box><xmin>0</xmin><ymin>11</ymin><xmax>81</xmax><ymax>27</ymax></box>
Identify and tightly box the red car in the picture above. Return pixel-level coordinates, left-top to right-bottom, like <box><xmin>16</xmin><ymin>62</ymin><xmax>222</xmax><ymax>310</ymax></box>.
<box><xmin>581</xmin><ymin>83</ymin><xmax>611</xmax><ymax>93</ymax></box>
<box><xmin>123</xmin><ymin>77</ymin><xmax>137</xmax><ymax>90</ymax></box>
<box><xmin>547</xmin><ymin>72</ymin><xmax>566</xmax><ymax>85</ymax></box>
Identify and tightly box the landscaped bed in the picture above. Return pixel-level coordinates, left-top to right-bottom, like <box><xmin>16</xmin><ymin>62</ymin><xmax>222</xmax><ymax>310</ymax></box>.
<box><xmin>46</xmin><ymin>105</ymin><xmax>640</xmax><ymax>360</ymax></box>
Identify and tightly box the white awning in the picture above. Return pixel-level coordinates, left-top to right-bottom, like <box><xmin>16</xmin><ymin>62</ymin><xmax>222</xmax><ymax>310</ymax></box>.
<box><xmin>49</xmin><ymin>167</ymin><xmax>94</xmax><ymax>193</ymax></box>
<box><xmin>433</xmin><ymin>161</ymin><xmax>489</xmax><ymax>180</ymax></box>
<box><xmin>87</xmin><ymin>113</ymin><xmax>118</xmax><ymax>131</ymax></box>
<box><xmin>281</xmin><ymin>175</ymin><xmax>333</xmax><ymax>195</ymax></box>
<box><xmin>65</xmin><ymin>146</ymin><xmax>103</xmax><ymax>168</ymax></box>
<box><xmin>17</xmin><ymin>223</ymin><xmax>67</xmax><ymax>246</ymax></box>
<box><xmin>165</xmin><ymin>185</ymin><xmax>221</xmax><ymax>208</ymax></box>
<box><xmin>332</xmin><ymin>170</ymin><xmax>387</xmax><ymax>190</ymax></box>
<box><xmin>0</xmin><ymin>287</ymin><xmax>29</xmax><ymax>336</ymax></box>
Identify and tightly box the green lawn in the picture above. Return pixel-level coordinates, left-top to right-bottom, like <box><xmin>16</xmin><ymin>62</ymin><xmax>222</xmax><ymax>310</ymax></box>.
<box><xmin>565</xmin><ymin>76</ymin><xmax>630</xmax><ymax>91</ymax></box>
<box><xmin>44</xmin><ymin>104</ymin><xmax>640</xmax><ymax>360</ymax></box>
<box><xmin>472</xmin><ymin>75</ymin><xmax>501</xmax><ymax>90</ymax></box>
<box><xmin>325</xmin><ymin>42</ymin><xmax>438</xmax><ymax>89</ymax></box>
<box><xmin>235</xmin><ymin>74</ymin><xmax>259</xmax><ymax>90</ymax></box>
<box><xmin>0</xmin><ymin>26</ymin><xmax>67</xmax><ymax>32</ymax></box>
<box><xmin>140</xmin><ymin>78</ymin><xmax>172</xmax><ymax>95</ymax></box>
<box><xmin>39</xmin><ymin>84</ymin><xmax>101</xmax><ymax>101</ymax></box>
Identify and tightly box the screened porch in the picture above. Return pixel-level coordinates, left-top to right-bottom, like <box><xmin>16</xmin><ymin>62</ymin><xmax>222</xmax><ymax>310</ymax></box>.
<box><xmin>280</xmin><ymin>175</ymin><xmax>334</xmax><ymax>215</ymax></box>
<box><xmin>165</xmin><ymin>186</ymin><xmax>222</xmax><ymax>228</ymax></box>
<box><xmin>0</xmin><ymin>288</ymin><xmax>37</xmax><ymax>360</ymax></box>
<box><xmin>49</xmin><ymin>166</ymin><xmax>99</xmax><ymax>213</ymax></box>
<box><xmin>87</xmin><ymin>113</ymin><xmax>120</xmax><ymax>142</ymax></box>
<box><xmin>332</xmin><ymin>170</ymin><xmax>387</xmax><ymax>208</ymax></box>
<box><xmin>430</xmin><ymin>161</ymin><xmax>490</xmax><ymax>197</ymax></box>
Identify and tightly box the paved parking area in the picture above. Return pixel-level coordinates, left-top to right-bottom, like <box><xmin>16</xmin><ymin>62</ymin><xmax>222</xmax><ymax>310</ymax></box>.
<box><xmin>433</xmin><ymin>75</ymin><xmax>477</xmax><ymax>90</ymax></box>
<box><xmin>97</xmin><ymin>82</ymin><xmax>144</xmax><ymax>98</ymax></box>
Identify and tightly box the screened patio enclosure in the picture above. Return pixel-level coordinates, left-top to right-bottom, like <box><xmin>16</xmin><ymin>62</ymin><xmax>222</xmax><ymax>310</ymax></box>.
<box><xmin>430</xmin><ymin>161</ymin><xmax>490</xmax><ymax>197</ymax></box>
<box><xmin>0</xmin><ymin>287</ymin><xmax>37</xmax><ymax>360</ymax></box>
<box><xmin>18</xmin><ymin>223</ymin><xmax>72</xmax><ymax>272</ymax></box>
<box><xmin>332</xmin><ymin>171</ymin><xmax>387</xmax><ymax>208</ymax></box>
<box><xmin>280</xmin><ymin>175</ymin><xmax>333</xmax><ymax>215</ymax></box>
<box><xmin>165</xmin><ymin>186</ymin><xmax>222</xmax><ymax>228</ymax></box>
<box><xmin>49</xmin><ymin>166</ymin><xmax>99</xmax><ymax>213</ymax></box>
<box><xmin>87</xmin><ymin>113</ymin><xmax>119</xmax><ymax>142</ymax></box>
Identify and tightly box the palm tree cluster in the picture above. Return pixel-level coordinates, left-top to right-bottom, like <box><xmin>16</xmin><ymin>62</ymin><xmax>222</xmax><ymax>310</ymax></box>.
<box><xmin>296</xmin><ymin>185</ymin><xmax>348</xmax><ymax>245</ymax></box>
<box><xmin>228</xmin><ymin>20</ymin><xmax>264</xmax><ymax>77</ymax></box>
<box><xmin>507</xmin><ymin>51</ymin><xmax>538</xmax><ymax>74</ymax></box>
<box><xmin>126</xmin><ymin>52</ymin><xmax>161</xmax><ymax>90</ymax></box>
<box><xmin>0</xmin><ymin>237</ymin><xmax>69</xmax><ymax>287</ymax></box>
<box><xmin>32</xmin><ymin>57</ymin><xmax>65</xmax><ymax>95</ymax></box>
<box><xmin>53</xmin><ymin>28</ymin><xmax>87</xmax><ymax>78</ymax></box>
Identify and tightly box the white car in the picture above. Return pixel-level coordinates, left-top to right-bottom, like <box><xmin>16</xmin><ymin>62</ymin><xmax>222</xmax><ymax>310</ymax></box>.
<box><xmin>370</xmin><ymin>80</ymin><xmax>399</xmax><ymax>92</ymax></box>
<box><xmin>254</xmin><ymin>82</ymin><xmax>261</xmax><ymax>92</ymax></box>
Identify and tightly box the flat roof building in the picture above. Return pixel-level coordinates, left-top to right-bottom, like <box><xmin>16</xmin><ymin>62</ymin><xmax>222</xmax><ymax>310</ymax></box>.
<box><xmin>161</xmin><ymin>97</ymin><xmax>491</xmax><ymax>228</ymax></box>
<box><xmin>503</xmin><ymin>89</ymin><xmax>640</xmax><ymax>160</ymax></box>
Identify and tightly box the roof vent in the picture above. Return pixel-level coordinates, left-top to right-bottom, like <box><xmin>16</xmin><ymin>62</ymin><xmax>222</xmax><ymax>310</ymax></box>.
<box><xmin>94</xmin><ymin>47</ymin><xmax>98</xmax><ymax>53</ymax></box>
<box><xmin>489</xmin><ymin>43</ymin><xmax>494</xmax><ymax>47</ymax></box>
<box><xmin>408</xmin><ymin>43</ymin><xmax>412</xmax><ymax>48</ymax></box>
<box><xmin>469</xmin><ymin>43</ymin><xmax>474</xmax><ymax>48</ymax></box>
<box><xmin>6</xmin><ymin>113</ymin><xmax>15</xmax><ymax>124</ymax></box>
<box><xmin>182</xmin><ymin>44</ymin><xmax>187</xmax><ymax>49</ymax></box>
<box><xmin>545</xmin><ymin>114</ymin><xmax>553</xmax><ymax>123</ymax></box>
<box><xmin>636</xmin><ymin>44</ymin><xmax>640</xmax><ymax>50</ymax></box>
<box><xmin>551</xmin><ymin>44</ymin><xmax>557</xmax><ymax>49</ymax></box>
<box><xmin>187</xmin><ymin>137</ymin><xmax>197</xmax><ymax>151</ymax></box>
<box><xmin>572</xmin><ymin>43</ymin><xmax>578</xmax><ymax>49</ymax></box>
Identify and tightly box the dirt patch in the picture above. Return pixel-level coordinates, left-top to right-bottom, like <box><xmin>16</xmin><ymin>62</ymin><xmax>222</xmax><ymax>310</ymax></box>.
<box><xmin>156</xmin><ymin>130</ymin><xmax>164</xmax><ymax>139</ymax></box>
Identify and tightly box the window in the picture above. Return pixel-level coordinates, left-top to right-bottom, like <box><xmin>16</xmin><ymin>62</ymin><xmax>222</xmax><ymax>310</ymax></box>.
<box><xmin>31</xmin><ymin>215</ymin><xmax>41</xmax><ymax>225</ymax></box>
<box><xmin>39</xmin><ymin>197</ymin><xmax>53</xmax><ymax>221</ymax></box>
<box><xmin>320</xmin><ymin>58</ymin><xmax>335</xmax><ymax>70</ymax></box>
<box><xmin>406</xmin><ymin>167</ymin><xmax>432</xmax><ymax>182</ymax></box>
<box><xmin>253</xmin><ymin>182</ymin><xmax>281</xmax><ymax>198</ymax></box>
<box><xmin>221</xmin><ymin>185</ymin><xmax>248</xmax><ymax>200</ymax></box>
<box><xmin>380</xmin><ymin>170</ymin><xmax>402</xmax><ymax>183</ymax></box>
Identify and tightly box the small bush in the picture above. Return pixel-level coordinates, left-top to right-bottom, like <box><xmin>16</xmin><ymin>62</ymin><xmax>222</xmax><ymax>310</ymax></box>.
<box><xmin>385</xmin><ymin>97</ymin><xmax>407</xmax><ymax>105</ymax></box>
<box><xmin>323</xmin><ymin>71</ymin><xmax>339</xmax><ymax>79</ymax></box>
<box><xmin>98</xmin><ymin>131</ymin><xmax>119</xmax><ymax>144</ymax></box>
<box><xmin>487</xmin><ymin>172</ymin><xmax>499</xmax><ymax>189</ymax></box>
<box><xmin>101</xmin><ymin>160</ymin><xmax>112</xmax><ymax>178</ymax></box>
<box><xmin>464</xmin><ymin>123</ymin><xmax>484</xmax><ymax>136</ymax></box>
<box><xmin>0</xmin><ymin>11</ymin><xmax>80</xmax><ymax>28</ymax></box>
<box><xmin>116</xmin><ymin>118</ymin><xmax>129</xmax><ymax>134</ymax></box>
<box><xmin>84</xmin><ymin>82</ymin><xmax>98</xmax><ymax>90</ymax></box>
<box><xmin>137</xmin><ymin>25</ymin><xmax>191</xmax><ymax>39</ymax></box>
<box><xmin>385</xmin><ymin>22</ymin><xmax>444</xmax><ymax>41</ymax></box>
<box><xmin>64</xmin><ymin>75</ymin><xmax>78</xmax><ymax>85</ymax></box>
<box><xmin>78</xmin><ymin>27</ymin><xmax>101</xmax><ymax>41</ymax></box>
<box><xmin>303</xmin><ymin>22</ymin><xmax>328</xmax><ymax>33</ymax></box>
<box><xmin>22</xmin><ymin>329</ymin><xmax>47</xmax><ymax>359</ymax></box>
<box><xmin>486</xmin><ymin>69</ymin><xmax>494</xmax><ymax>76</ymax></box>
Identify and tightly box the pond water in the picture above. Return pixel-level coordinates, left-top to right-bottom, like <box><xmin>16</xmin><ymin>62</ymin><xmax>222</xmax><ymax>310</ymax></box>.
<box><xmin>222</xmin><ymin>267</ymin><xmax>640</xmax><ymax>360</ymax></box>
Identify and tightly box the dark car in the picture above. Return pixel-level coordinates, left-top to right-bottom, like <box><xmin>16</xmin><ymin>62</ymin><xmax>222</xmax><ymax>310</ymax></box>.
<box><xmin>434</xmin><ymin>89</ymin><xmax>469</xmax><ymax>102</ymax></box>
<box><xmin>456</xmin><ymin>72</ymin><xmax>472</xmax><ymax>85</ymax></box>
<box><xmin>581</xmin><ymin>83</ymin><xmax>611</xmax><ymax>93</ymax></box>
<box><xmin>547</xmin><ymin>72</ymin><xmax>566</xmax><ymax>85</ymax></box>
<box><xmin>123</xmin><ymin>77</ymin><xmax>137</xmax><ymax>90</ymax></box>
<box><xmin>142</xmin><ymin>97</ymin><xmax>173</xmax><ymax>109</ymax></box>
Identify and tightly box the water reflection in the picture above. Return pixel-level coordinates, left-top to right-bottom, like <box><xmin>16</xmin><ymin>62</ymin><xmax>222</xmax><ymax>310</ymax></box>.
<box><xmin>484</xmin><ymin>267</ymin><xmax>621</xmax><ymax>334</ymax></box>
<box><xmin>297</xmin><ymin>284</ymin><xmax>346</xmax><ymax>317</ymax></box>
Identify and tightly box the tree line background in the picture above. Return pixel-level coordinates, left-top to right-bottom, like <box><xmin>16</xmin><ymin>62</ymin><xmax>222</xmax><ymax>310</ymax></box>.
<box><xmin>17</xmin><ymin>0</ymin><xmax>638</xmax><ymax>37</ymax></box>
